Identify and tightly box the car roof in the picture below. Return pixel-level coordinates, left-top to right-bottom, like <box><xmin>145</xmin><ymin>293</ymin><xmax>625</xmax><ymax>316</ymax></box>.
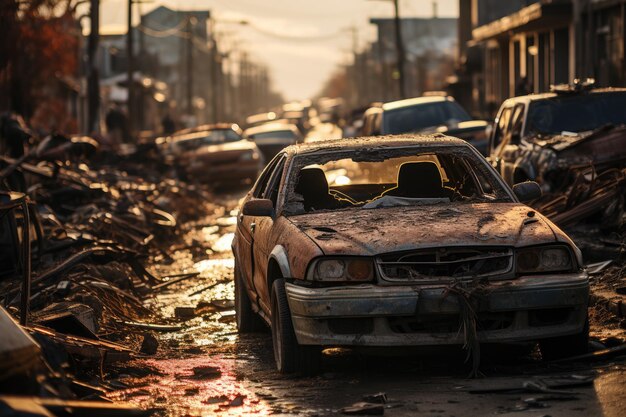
<box><xmin>381</xmin><ymin>96</ymin><xmax>450</xmax><ymax>112</ymax></box>
<box><xmin>244</xmin><ymin>122</ymin><xmax>299</xmax><ymax>136</ymax></box>
<box><xmin>282</xmin><ymin>134</ymin><xmax>470</xmax><ymax>155</ymax></box>
<box><xmin>502</xmin><ymin>87</ymin><xmax>626</xmax><ymax>106</ymax></box>
<box><xmin>173</xmin><ymin>123</ymin><xmax>240</xmax><ymax>136</ymax></box>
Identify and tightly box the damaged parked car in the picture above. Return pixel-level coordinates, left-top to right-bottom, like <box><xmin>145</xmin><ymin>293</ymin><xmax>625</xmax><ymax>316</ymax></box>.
<box><xmin>232</xmin><ymin>135</ymin><xmax>589</xmax><ymax>373</ymax></box>
<box><xmin>158</xmin><ymin>123</ymin><xmax>263</xmax><ymax>186</ymax></box>
<box><xmin>361</xmin><ymin>96</ymin><xmax>490</xmax><ymax>155</ymax></box>
<box><xmin>488</xmin><ymin>83</ymin><xmax>626</xmax><ymax>190</ymax></box>
<box><xmin>244</xmin><ymin>122</ymin><xmax>303</xmax><ymax>161</ymax></box>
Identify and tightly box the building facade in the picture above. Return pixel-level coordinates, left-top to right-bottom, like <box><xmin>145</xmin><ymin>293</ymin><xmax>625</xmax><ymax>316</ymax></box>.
<box><xmin>455</xmin><ymin>0</ymin><xmax>626</xmax><ymax>118</ymax></box>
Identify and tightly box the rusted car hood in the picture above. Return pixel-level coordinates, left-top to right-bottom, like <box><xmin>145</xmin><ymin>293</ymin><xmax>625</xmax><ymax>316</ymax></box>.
<box><xmin>288</xmin><ymin>202</ymin><xmax>563</xmax><ymax>256</ymax></box>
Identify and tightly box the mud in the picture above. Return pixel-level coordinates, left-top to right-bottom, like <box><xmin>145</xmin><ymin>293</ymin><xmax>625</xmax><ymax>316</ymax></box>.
<box><xmin>107</xmin><ymin>190</ymin><xmax>626</xmax><ymax>417</ymax></box>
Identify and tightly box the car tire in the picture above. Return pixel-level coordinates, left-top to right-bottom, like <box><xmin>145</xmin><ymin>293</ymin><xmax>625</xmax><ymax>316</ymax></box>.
<box><xmin>539</xmin><ymin>316</ymin><xmax>589</xmax><ymax>361</ymax></box>
<box><xmin>271</xmin><ymin>279</ymin><xmax>322</xmax><ymax>374</ymax></box>
<box><xmin>234</xmin><ymin>264</ymin><xmax>265</xmax><ymax>333</ymax></box>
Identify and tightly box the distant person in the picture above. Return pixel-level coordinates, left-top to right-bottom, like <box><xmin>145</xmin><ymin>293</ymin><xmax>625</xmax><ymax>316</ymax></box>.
<box><xmin>515</xmin><ymin>76</ymin><xmax>531</xmax><ymax>96</ymax></box>
<box><xmin>105</xmin><ymin>106</ymin><xmax>129</xmax><ymax>148</ymax></box>
<box><xmin>162</xmin><ymin>113</ymin><xmax>176</xmax><ymax>135</ymax></box>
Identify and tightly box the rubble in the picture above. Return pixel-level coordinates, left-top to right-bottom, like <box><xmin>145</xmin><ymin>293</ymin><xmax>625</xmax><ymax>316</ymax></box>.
<box><xmin>0</xmin><ymin>396</ymin><xmax>154</xmax><ymax>416</ymax></box>
<box><xmin>0</xmin><ymin>306</ymin><xmax>41</xmax><ymax>384</ymax></box>
<box><xmin>532</xmin><ymin>165</ymin><xmax>626</xmax><ymax>230</ymax></box>
<box><xmin>0</xmin><ymin>117</ymin><xmax>216</xmax><ymax>414</ymax></box>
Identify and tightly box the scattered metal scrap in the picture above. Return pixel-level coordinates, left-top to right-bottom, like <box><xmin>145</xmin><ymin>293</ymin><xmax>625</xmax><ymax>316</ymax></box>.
<box><xmin>533</xmin><ymin>165</ymin><xmax>626</xmax><ymax>229</ymax></box>
<box><xmin>0</xmin><ymin>116</ymin><xmax>215</xmax><ymax>415</ymax></box>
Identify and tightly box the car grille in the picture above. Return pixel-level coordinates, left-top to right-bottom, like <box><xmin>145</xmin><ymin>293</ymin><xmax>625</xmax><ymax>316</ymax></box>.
<box><xmin>376</xmin><ymin>247</ymin><xmax>513</xmax><ymax>282</ymax></box>
<box><xmin>388</xmin><ymin>312</ymin><xmax>515</xmax><ymax>333</ymax></box>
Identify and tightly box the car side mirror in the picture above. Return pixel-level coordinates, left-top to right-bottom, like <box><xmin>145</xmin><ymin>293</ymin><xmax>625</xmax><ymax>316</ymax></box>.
<box><xmin>513</xmin><ymin>181</ymin><xmax>542</xmax><ymax>202</ymax></box>
<box><xmin>242</xmin><ymin>198</ymin><xmax>274</xmax><ymax>217</ymax></box>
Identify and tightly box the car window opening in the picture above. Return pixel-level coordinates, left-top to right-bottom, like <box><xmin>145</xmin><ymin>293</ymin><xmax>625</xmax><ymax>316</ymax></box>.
<box><xmin>526</xmin><ymin>92</ymin><xmax>626</xmax><ymax>136</ymax></box>
<box><xmin>288</xmin><ymin>148</ymin><xmax>510</xmax><ymax>214</ymax></box>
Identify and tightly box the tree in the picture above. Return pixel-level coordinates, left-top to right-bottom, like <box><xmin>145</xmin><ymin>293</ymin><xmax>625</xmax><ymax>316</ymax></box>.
<box><xmin>0</xmin><ymin>0</ymin><xmax>81</xmax><ymax>133</ymax></box>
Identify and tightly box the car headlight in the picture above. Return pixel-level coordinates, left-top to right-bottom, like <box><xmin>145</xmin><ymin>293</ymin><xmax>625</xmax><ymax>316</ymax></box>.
<box><xmin>516</xmin><ymin>246</ymin><xmax>574</xmax><ymax>274</ymax></box>
<box><xmin>307</xmin><ymin>258</ymin><xmax>374</xmax><ymax>282</ymax></box>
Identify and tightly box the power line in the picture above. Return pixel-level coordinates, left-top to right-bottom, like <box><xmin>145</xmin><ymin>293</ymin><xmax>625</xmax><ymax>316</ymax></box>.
<box><xmin>137</xmin><ymin>23</ymin><xmax>191</xmax><ymax>38</ymax></box>
<box><xmin>244</xmin><ymin>22</ymin><xmax>347</xmax><ymax>42</ymax></box>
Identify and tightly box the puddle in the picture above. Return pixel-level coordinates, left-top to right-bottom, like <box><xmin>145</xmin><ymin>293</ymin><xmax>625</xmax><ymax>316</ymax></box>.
<box><xmin>216</xmin><ymin>216</ymin><xmax>238</xmax><ymax>227</ymax></box>
<box><xmin>109</xmin><ymin>357</ymin><xmax>273</xmax><ymax>416</ymax></box>
<box><xmin>212</xmin><ymin>233</ymin><xmax>235</xmax><ymax>253</ymax></box>
<box><xmin>194</xmin><ymin>258</ymin><xmax>234</xmax><ymax>274</ymax></box>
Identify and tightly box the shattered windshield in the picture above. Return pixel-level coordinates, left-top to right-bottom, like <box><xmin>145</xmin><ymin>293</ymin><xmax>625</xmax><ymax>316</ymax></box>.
<box><xmin>284</xmin><ymin>146</ymin><xmax>512</xmax><ymax>215</ymax></box>
<box><xmin>383</xmin><ymin>101</ymin><xmax>471</xmax><ymax>134</ymax></box>
<box><xmin>526</xmin><ymin>92</ymin><xmax>626</xmax><ymax>135</ymax></box>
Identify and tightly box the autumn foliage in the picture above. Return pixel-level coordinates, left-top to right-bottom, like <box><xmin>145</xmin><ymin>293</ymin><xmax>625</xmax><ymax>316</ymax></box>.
<box><xmin>0</xmin><ymin>0</ymin><xmax>80</xmax><ymax>133</ymax></box>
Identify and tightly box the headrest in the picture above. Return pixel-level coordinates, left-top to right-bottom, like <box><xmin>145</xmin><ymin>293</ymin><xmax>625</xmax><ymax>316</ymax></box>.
<box><xmin>295</xmin><ymin>167</ymin><xmax>329</xmax><ymax>198</ymax></box>
<box><xmin>395</xmin><ymin>161</ymin><xmax>444</xmax><ymax>198</ymax></box>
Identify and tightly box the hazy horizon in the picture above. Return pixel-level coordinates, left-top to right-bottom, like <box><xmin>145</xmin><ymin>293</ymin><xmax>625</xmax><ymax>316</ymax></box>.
<box><xmin>95</xmin><ymin>0</ymin><xmax>458</xmax><ymax>101</ymax></box>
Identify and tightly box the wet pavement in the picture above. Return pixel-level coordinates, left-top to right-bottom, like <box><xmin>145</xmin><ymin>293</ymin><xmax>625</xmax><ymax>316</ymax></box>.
<box><xmin>107</xmin><ymin>191</ymin><xmax>626</xmax><ymax>417</ymax></box>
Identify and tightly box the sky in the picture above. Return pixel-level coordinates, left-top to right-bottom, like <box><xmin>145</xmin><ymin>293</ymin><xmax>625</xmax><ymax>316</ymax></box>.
<box><xmin>96</xmin><ymin>0</ymin><xmax>458</xmax><ymax>101</ymax></box>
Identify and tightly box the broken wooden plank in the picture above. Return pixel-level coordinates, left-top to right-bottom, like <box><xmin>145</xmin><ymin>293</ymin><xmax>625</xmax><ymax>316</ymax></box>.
<box><xmin>152</xmin><ymin>272</ymin><xmax>199</xmax><ymax>290</ymax></box>
<box><xmin>0</xmin><ymin>306</ymin><xmax>41</xmax><ymax>382</ymax></box>
<box><xmin>121</xmin><ymin>321</ymin><xmax>182</xmax><ymax>332</ymax></box>
<box><xmin>0</xmin><ymin>396</ymin><xmax>154</xmax><ymax>417</ymax></box>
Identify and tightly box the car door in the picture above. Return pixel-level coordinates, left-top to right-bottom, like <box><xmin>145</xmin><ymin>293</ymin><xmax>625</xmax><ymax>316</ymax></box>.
<box><xmin>252</xmin><ymin>155</ymin><xmax>287</xmax><ymax>313</ymax></box>
<box><xmin>236</xmin><ymin>155</ymin><xmax>282</xmax><ymax>298</ymax></box>
<box><xmin>498</xmin><ymin>104</ymin><xmax>526</xmax><ymax>184</ymax></box>
<box><xmin>489</xmin><ymin>105</ymin><xmax>513</xmax><ymax>178</ymax></box>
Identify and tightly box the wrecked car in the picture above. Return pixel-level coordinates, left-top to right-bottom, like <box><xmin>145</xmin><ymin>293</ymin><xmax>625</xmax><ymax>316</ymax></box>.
<box><xmin>232</xmin><ymin>134</ymin><xmax>589</xmax><ymax>373</ymax></box>
<box><xmin>361</xmin><ymin>96</ymin><xmax>490</xmax><ymax>155</ymax></box>
<box><xmin>159</xmin><ymin>123</ymin><xmax>263</xmax><ymax>186</ymax></box>
<box><xmin>244</xmin><ymin>122</ymin><xmax>303</xmax><ymax>161</ymax></box>
<box><xmin>488</xmin><ymin>84</ymin><xmax>626</xmax><ymax>190</ymax></box>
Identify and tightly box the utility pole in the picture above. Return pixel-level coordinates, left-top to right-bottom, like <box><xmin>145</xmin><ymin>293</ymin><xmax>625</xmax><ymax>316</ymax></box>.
<box><xmin>392</xmin><ymin>0</ymin><xmax>407</xmax><ymax>98</ymax></box>
<box><xmin>186</xmin><ymin>16</ymin><xmax>194</xmax><ymax>116</ymax></box>
<box><xmin>208</xmin><ymin>16</ymin><xmax>219</xmax><ymax>123</ymax></box>
<box><xmin>240</xmin><ymin>52</ymin><xmax>249</xmax><ymax>117</ymax></box>
<box><xmin>126</xmin><ymin>0</ymin><xmax>134</xmax><ymax>137</ymax></box>
<box><xmin>86</xmin><ymin>0</ymin><xmax>100</xmax><ymax>134</ymax></box>
<box><xmin>377</xmin><ymin>37</ymin><xmax>389</xmax><ymax>101</ymax></box>
<box><xmin>348</xmin><ymin>25</ymin><xmax>360</xmax><ymax>107</ymax></box>
<box><xmin>137</xmin><ymin>0</ymin><xmax>145</xmax><ymax>129</ymax></box>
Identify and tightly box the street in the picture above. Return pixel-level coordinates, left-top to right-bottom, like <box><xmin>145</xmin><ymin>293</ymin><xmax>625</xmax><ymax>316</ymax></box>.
<box><xmin>94</xmin><ymin>189</ymin><xmax>625</xmax><ymax>417</ymax></box>
<box><xmin>2</xmin><ymin>1</ymin><xmax>626</xmax><ymax>416</ymax></box>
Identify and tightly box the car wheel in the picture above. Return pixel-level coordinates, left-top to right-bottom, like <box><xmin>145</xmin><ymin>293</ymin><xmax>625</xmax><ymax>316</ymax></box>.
<box><xmin>539</xmin><ymin>316</ymin><xmax>589</xmax><ymax>361</ymax></box>
<box><xmin>271</xmin><ymin>279</ymin><xmax>322</xmax><ymax>374</ymax></box>
<box><xmin>234</xmin><ymin>264</ymin><xmax>265</xmax><ymax>333</ymax></box>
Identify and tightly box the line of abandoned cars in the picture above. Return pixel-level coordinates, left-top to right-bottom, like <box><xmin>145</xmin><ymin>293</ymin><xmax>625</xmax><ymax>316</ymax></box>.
<box><xmin>150</xmin><ymin>81</ymin><xmax>624</xmax><ymax>374</ymax></box>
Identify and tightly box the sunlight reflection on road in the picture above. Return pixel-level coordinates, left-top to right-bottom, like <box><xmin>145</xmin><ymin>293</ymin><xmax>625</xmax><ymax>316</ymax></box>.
<box><xmin>110</xmin><ymin>357</ymin><xmax>272</xmax><ymax>417</ymax></box>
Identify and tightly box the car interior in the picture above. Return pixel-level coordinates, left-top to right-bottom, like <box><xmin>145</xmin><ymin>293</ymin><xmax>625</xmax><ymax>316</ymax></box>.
<box><xmin>293</xmin><ymin>155</ymin><xmax>493</xmax><ymax>212</ymax></box>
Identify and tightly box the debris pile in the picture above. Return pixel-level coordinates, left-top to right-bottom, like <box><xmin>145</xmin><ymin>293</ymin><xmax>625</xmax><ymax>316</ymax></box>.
<box><xmin>533</xmin><ymin>165</ymin><xmax>626</xmax><ymax>230</ymax></box>
<box><xmin>0</xmin><ymin>114</ymin><xmax>213</xmax><ymax>415</ymax></box>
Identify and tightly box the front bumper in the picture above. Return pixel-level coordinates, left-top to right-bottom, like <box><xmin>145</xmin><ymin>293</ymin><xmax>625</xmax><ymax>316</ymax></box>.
<box><xmin>285</xmin><ymin>273</ymin><xmax>589</xmax><ymax>346</ymax></box>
